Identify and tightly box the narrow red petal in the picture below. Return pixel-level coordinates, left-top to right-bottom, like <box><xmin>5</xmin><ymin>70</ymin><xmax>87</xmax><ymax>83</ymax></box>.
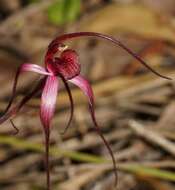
<box><xmin>88</xmin><ymin>105</ymin><xmax>118</xmax><ymax>187</ymax></box>
<box><xmin>70</xmin><ymin>75</ymin><xmax>118</xmax><ymax>186</ymax></box>
<box><xmin>10</xmin><ymin>119</ymin><xmax>19</xmax><ymax>135</ymax></box>
<box><xmin>60</xmin><ymin>76</ymin><xmax>74</xmax><ymax>135</ymax></box>
<box><xmin>40</xmin><ymin>76</ymin><xmax>59</xmax><ymax>129</ymax></box>
<box><xmin>0</xmin><ymin>78</ymin><xmax>45</xmax><ymax>125</ymax></box>
<box><xmin>4</xmin><ymin>64</ymin><xmax>51</xmax><ymax>117</ymax></box>
<box><xmin>69</xmin><ymin>75</ymin><xmax>94</xmax><ymax>105</ymax></box>
<box><xmin>20</xmin><ymin>63</ymin><xmax>52</xmax><ymax>76</ymax></box>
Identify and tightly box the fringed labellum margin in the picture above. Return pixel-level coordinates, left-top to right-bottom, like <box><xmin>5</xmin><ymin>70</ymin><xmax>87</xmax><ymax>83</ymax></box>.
<box><xmin>0</xmin><ymin>32</ymin><xmax>172</xmax><ymax>190</ymax></box>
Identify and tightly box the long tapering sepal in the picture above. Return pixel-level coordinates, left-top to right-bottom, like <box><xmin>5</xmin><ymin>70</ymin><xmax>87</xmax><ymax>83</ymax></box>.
<box><xmin>70</xmin><ymin>75</ymin><xmax>118</xmax><ymax>186</ymax></box>
<box><xmin>47</xmin><ymin>32</ymin><xmax>172</xmax><ymax>80</ymax></box>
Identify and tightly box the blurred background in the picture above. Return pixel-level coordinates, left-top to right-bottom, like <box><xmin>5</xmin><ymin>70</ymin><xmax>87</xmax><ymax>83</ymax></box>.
<box><xmin>0</xmin><ymin>0</ymin><xmax>175</xmax><ymax>189</ymax></box>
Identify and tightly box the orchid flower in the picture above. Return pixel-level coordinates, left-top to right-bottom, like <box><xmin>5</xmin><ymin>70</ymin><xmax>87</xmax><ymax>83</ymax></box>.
<box><xmin>0</xmin><ymin>32</ymin><xmax>171</xmax><ymax>190</ymax></box>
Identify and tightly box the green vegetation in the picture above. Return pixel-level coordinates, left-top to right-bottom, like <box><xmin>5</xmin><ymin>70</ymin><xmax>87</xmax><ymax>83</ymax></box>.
<box><xmin>47</xmin><ymin>0</ymin><xmax>81</xmax><ymax>25</ymax></box>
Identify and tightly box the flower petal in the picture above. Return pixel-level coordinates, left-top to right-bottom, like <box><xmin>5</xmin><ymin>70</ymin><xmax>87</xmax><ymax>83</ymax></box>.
<box><xmin>60</xmin><ymin>76</ymin><xmax>74</xmax><ymax>135</ymax></box>
<box><xmin>69</xmin><ymin>75</ymin><xmax>118</xmax><ymax>186</ymax></box>
<box><xmin>20</xmin><ymin>63</ymin><xmax>52</xmax><ymax>76</ymax></box>
<box><xmin>69</xmin><ymin>75</ymin><xmax>94</xmax><ymax>105</ymax></box>
<box><xmin>40</xmin><ymin>76</ymin><xmax>59</xmax><ymax>129</ymax></box>
<box><xmin>4</xmin><ymin>64</ymin><xmax>51</xmax><ymax>115</ymax></box>
<box><xmin>0</xmin><ymin>78</ymin><xmax>46</xmax><ymax>125</ymax></box>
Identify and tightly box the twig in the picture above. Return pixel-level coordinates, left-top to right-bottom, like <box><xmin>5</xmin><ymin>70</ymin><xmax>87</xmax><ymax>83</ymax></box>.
<box><xmin>0</xmin><ymin>0</ymin><xmax>56</xmax><ymax>35</ymax></box>
<box><xmin>129</xmin><ymin>120</ymin><xmax>175</xmax><ymax>156</ymax></box>
<box><xmin>55</xmin><ymin>160</ymin><xmax>175</xmax><ymax>173</ymax></box>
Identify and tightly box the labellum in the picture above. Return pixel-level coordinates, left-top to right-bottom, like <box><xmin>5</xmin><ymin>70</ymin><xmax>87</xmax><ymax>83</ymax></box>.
<box><xmin>0</xmin><ymin>32</ymin><xmax>171</xmax><ymax>190</ymax></box>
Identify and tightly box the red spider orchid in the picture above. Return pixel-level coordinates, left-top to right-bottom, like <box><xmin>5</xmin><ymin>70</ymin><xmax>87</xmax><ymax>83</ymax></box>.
<box><xmin>0</xmin><ymin>32</ymin><xmax>171</xmax><ymax>190</ymax></box>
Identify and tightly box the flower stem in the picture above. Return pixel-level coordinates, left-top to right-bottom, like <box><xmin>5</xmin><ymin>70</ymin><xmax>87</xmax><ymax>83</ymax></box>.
<box><xmin>45</xmin><ymin>129</ymin><xmax>50</xmax><ymax>190</ymax></box>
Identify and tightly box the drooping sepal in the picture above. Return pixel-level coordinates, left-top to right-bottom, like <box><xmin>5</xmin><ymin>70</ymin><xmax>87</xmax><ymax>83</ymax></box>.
<box><xmin>70</xmin><ymin>75</ymin><xmax>118</xmax><ymax>186</ymax></box>
<box><xmin>0</xmin><ymin>78</ymin><xmax>45</xmax><ymax>126</ymax></box>
<box><xmin>59</xmin><ymin>76</ymin><xmax>74</xmax><ymax>134</ymax></box>
<box><xmin>40</xmin><ymin>76</ymin><xmax>59</xmax><ymax>129</ymax></box>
